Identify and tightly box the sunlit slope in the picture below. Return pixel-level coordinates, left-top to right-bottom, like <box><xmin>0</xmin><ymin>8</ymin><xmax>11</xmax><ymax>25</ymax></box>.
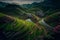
<box><xmin>0</xmin><ymin>13</ymin><xmax>44</xmax><ymax>40</ymax></box>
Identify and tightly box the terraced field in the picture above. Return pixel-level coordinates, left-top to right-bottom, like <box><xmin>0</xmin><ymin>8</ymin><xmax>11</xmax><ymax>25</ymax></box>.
<box><xmin>0</xmin><ymin>13</ymin><xmax>45</xmax><ymax>40</ymax></box>
<box><xmin>0</xmin><ymin>2</ymin><xmax>60</xmax><ymax>40</ymax></box>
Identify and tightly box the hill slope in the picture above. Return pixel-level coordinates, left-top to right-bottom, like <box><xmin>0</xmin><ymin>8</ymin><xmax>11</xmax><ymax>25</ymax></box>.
<box><xmin>0</xmin><ymin>2</ymin><xmax>28</xmax><ymax>19</ymax></box>
<box><xmin>0</xmin><ymin>13</ymin><xmax>45</xmax><ymax>40</ymax></box>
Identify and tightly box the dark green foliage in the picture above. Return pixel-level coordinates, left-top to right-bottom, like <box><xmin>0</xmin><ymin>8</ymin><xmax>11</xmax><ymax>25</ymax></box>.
<box><xmin>44</xmin><ymin>13</ymin><xmax>60</xmax><ymax>27</ymax></box>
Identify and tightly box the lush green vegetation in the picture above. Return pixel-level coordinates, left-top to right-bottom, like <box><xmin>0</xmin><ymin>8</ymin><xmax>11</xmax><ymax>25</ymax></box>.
<box><xmin>0</xmin><ymin>13</ymin><xmax>45</xmax><ymax>40</ymax></box>
<box><xmin>0</xmin><ymin>1</ymin><xmax>60</xmax><ymax>40</ymax></box>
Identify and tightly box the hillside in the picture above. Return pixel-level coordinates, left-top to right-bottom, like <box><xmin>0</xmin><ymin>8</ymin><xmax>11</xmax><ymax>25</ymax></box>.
<box><xmin>21</xmin><ymin>0</ymin><xmax>60</xmax><ymax>17</ymax></box>
<box><xmin>0</xmin><ymin>13</ymin><xmax>45</xmax><ymax>40</ymax></box>
<box><xmin>0</xmin><ymin>1</ymin><xmax>60</xmax><ymax>40</ymax></box>
<box><xmin>0</xmin><ymin>2</ymin><xmax>28</xmax><ymax>19</ymax></box>
<box><xmin>45</xmin><ymin>13</ymin><xmax>60</xmax><ymax>26</ymax></box>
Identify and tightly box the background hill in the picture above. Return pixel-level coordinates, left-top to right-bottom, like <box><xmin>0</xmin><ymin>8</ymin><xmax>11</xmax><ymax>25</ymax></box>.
<box><xmin>21</xmin><ymin>0</ymin><xmax>60</xmax><ymax>17</ymax></box>
<box><xmin>0</xmin><ymin>2</ymin><xmax>28</xmax><ymax>19</ymax></box>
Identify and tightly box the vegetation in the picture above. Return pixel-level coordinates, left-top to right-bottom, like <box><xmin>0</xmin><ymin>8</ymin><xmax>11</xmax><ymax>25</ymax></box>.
<box><xmin>0</xmin><ymin>13</ymin><xmax>45</xmax><ymax>40</ymax></box>
<box><xmin>44</xmin><ymin>13</ymin><xmax>60</xmax><ymax>27</ymax></box>
<box><xmin>0</xmin><ymin>1</ymin><xmax>60</xmax><ymax>40</ymax></box>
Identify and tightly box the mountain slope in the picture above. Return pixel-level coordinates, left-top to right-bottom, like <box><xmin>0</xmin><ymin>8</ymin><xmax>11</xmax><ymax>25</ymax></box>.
<box><xmin>0</xmin><ymin>13</ymin><xmax>45</xmax><ymax>40</ymax></box>
<box><xmin>44</xmin><ymin>13</ymin><xmax>60</xmax><ymax>27</ymax></box>
<box><xmin>0</xmin><ymin>2</ymin><xmax>28</xmax><ymax>19</ymax></box>
<box><xmin>22</xmin><ymin>0</ymin><xmax>60</xmax><ymax>17</ymax></box>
